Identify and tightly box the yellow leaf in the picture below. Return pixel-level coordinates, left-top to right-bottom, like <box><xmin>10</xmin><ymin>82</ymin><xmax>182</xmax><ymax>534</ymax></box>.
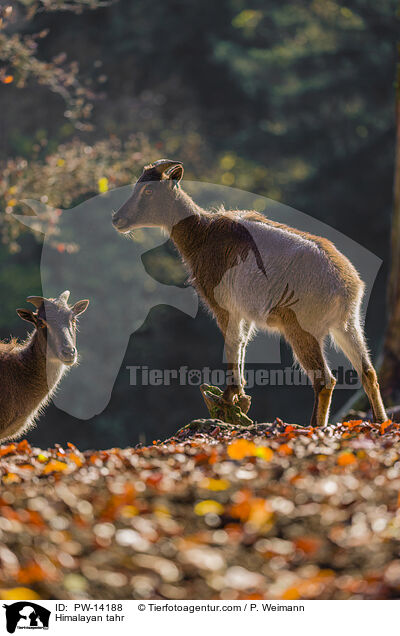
<box><xmin>57</xmin><ymin>158</ymin><xmax>65</xmax><ymax>167</ymax></box>
<box><xmin>199</xmin><ymin>478</ymin><xmax>230</xmax><ymax>491</ymax></box>
<box><xmin>255</xmin><ymin>447</ymin><xmax>274</xmax><ymax>461</ymax></box>
<box><xmin>0</xmin><ymin>587</ymin><xmax>40</xmax><ymax>600</ymax></box>
<box><xmin>194</xmin><ymin>500</ymin><xmax>224</xmax><ymax>516</ymax></box>
<box><xmin>120</xmin><ymin>505</ymin><xmax>138</xmax><ymax>518</ymax></box>
<box><xmin>98</xmin><ymin>177</ymin><xmax>109</xmax><ymax>193</ymax></box>
<box><xmin>37</xmin><ymin>454</ymin><xmax>48</xmax><ymax>463</ymax></box>
<box><xmin>153</xmin><ymin>505</ymin><xmax>170</xmax><ymax>518</ymax></box>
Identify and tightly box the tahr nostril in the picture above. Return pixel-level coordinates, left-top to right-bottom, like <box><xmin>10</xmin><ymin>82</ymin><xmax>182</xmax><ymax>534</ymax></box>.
<box><xmin>62</xmin><ymin>346</ymin><xmax>76</xmax><ymax>357</ymax></box>
<box><xmin>113</xmin><ymin>214</ymin><xmax>128</xmax><ymax>228</ymax></box>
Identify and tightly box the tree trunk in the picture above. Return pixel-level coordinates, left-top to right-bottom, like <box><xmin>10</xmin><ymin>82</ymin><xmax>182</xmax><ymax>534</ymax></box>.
<box><xmin>380</xmin><ymin>47</ymin><xmax>400</xmax><ymax>405</ymax></box>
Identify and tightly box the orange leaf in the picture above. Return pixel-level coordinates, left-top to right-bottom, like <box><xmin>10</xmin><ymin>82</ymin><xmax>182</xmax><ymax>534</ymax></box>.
<box><xmin>68</xmin><ymin>453</ymin><xmax>83</xmax><ymax>467</ymax></box>
<box><xmin>2</xmin><ymin>75</ymin><xmax>14</xmax><ymax>84</ymax></box>
<box><xmin>343</xmin><ymin>420</ymin><xmax>363</xmax><ymax>428</ymax></box>
<box><xmin>146</xmin><ymin>473</ymin><xmax>163</xmax><ymax>487</ymax></box>
<box><xmin>0</xmin><ymin>444</ymin><xmax>16</xmax><ymax>457</ymax></box>
<box><xmin>229</xmin><ymin>497</ymin><xmax>272</xmax><ymax>527</ymax></box>
<box><xmin>42</xmin><ymin>459</ymin><xmax>68</xmax><ymax>474</ymax></box>
<box><xmin>193</xmin><ymin>452</ymin><xmax>210</xmax><ymax>465</ymax></box>
<box><xmin>3</xmin><ymin>473</ymin><xmax>20</xmax><ymax>484</ymax></box>
<box><xmin>380</xmin><ymin>420</ymin><xmax>392</xmax><ymax>435</ymax></box>
<box><xmin>17</xmin><ymin>562</ymin><xmax>53</xmax><ymax>584</ymax></box>
<box><xmin>17</xmin><ymin>439</ymin><xmax>31</xmax><ymax>453</ymax></box>
<box><xmin>294</xmin><ymin>536</ymin><xmax>322</xmax><ymax>555</ymax></box>
<box><xmin>282</xmin><ymin>586</ymin><xmax>301</xmax><ymax>600</ymax></box>
<box><xmin>227</xmin><ymin>439</ymin><xmax>256</xmax><ymax>460</ymax></box>
<box><xmin>278</xmin><ymin>443</ymin><xmax>293</xmax><ymax>456</ymax></box>
<box><xmin>337</xmin><ymin>452</ymin><xmax>356</xmax><ymax>466</ymax></box>
<box><xmin>247</xmin><ymin>498</ymin><xmax>272</xmax><ymax>528</ymax></box>
<box><xmin>282</xmin><ymin>571</ymin><xmax>334</xmax><ymax>600</ymax></box>
<box><xmin>229</xmin><ymin>500</ymin><xmax>251</xmax><ymax>521</ymax></box>
<box><xmin>24</xmin><ymin>510</ymin><xmax>45</xmax><ymax>528</ymax></box>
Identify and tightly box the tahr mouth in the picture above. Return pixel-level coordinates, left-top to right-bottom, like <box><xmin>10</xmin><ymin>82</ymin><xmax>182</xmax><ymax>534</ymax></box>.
<box><xmin>60</xmin><ymin>356</ymin><xmax>77</xmax><ymax>366</ymax></box>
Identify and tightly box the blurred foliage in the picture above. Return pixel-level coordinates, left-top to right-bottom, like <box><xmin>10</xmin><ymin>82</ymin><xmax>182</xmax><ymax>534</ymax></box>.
<box><xmin>0</xmin><ymin>0</ymin><xmax>108</xmax><ymax>128</ymax></box>
<box><xmin>0</xmin><ymin>0</ymin><xmax>398</xmax><ymax>447</ymax></box>
<box><xmin>1</xmin><ymin>0</ymin><xmax>397</xmax><ymax>245</ymax></box>
<box><xmin>0</xmin><ymin>136</ymin><xmax>153</xmax><ymax>250</ymax></box>
<box><xmin>1</xmin><ymin>421</ymin><xmax>400</xmax><ymax>599</ymax></box>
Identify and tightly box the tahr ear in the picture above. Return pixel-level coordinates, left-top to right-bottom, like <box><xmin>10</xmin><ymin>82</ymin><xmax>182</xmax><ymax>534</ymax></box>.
<box><xmin>167</xmin><ymin>165</ymin><xmax>184</xmax><ymax>185</ymax></box>
<box><xmin>72</xmin><ymin>299</ymin><xmax>89</xmax><ymax>316</ymax></box>
<box><xmin>17</xmin><ymin>309</ymin><xmax>37</xmax><ymax>324</ymax></box>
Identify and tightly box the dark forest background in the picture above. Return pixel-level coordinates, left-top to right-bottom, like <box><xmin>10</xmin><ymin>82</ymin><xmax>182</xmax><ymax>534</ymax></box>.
<box><xmin>0</xmin><ymin>0</ymin><xmax>398</xmax><ymax>449</ymax></box>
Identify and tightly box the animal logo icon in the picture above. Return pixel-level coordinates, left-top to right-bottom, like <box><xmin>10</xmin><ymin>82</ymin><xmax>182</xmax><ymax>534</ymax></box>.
<box><xmin>13</xmin><ymin>181</ymin><xmax>381</xmax><ymax>421</ymax></box>
<box><xmin>3</xmin><ymin>602</ymin><xmax>50</xmax><ymax>633</ymax></box>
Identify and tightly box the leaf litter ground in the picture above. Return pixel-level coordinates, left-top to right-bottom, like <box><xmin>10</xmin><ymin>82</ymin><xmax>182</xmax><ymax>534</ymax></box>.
<box><xmin>0</xmin><ymin>418</ymin><xmax>400</xmax><ymax>600</ymax></box>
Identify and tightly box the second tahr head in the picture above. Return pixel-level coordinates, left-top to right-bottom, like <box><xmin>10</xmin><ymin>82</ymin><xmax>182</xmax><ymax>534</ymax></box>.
<box><xmin>17</xmin><ymin>290</ymin><xmax>89</xmax><ymax>366</ymax></box>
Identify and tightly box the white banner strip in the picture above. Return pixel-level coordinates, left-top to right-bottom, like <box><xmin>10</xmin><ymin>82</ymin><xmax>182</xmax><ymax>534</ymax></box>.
<box><xmin>0</xmin><ymin>599</ymin><xmax>395</xmax><ymax>635</ymax></box>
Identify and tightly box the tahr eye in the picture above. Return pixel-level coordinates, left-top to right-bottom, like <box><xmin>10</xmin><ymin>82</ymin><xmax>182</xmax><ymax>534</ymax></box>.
<box><xmin>144</xmin><ymin>188</ymin><xmax>153</xmax><ymax>196</ymax></box>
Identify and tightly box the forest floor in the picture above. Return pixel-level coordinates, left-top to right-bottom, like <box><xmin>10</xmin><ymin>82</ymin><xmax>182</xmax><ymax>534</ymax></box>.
<box><xmin>0</xmin><ymin>417</ymin><xmax>400</xmax><ymax>600</ymax></box>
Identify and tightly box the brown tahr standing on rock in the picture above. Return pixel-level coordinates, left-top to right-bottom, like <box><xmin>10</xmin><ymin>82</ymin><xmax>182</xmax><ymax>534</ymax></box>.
<box><xmin>0</xmin><ymin>290</ymin><xmax>89</xmax><ymax>441</ymax></box>
<box><xmin>112</xmin><ymin>159</ymin><xmax>387</xmax><ymax>426</ymax></box>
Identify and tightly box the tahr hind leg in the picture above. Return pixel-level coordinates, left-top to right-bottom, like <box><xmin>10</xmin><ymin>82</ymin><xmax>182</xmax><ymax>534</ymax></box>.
<box><xmin>331</xmin><ymin>322</ymin><xmax>387</xmax><ymax>423</ymax></box>
<box><xmin>270</xmin><ymin>307</ymin><xmax>336</xmax><ymax>426</ymax></box>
